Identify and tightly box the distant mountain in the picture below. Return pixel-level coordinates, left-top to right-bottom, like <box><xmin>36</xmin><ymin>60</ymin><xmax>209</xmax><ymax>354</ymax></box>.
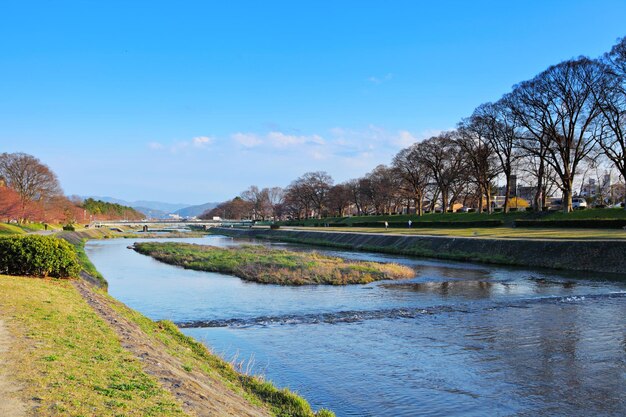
<box><xmin>82</xmin><ymin>196</ymin><xmax>191</xmax><ymax>213</ymax></box>
<box><xmin>133</xmin><ymin>206</ymin><xmax>170</xmax><ymax>219</ymax></box>
<box><xmin>174</xmin><ymin>202</ymin><xmax>219</xmax><ymax>218</ymax></box>
<box><xmin>80</xmin><ymin>196</ymin><xmax>220</xmax><ymax>219</ymax></box>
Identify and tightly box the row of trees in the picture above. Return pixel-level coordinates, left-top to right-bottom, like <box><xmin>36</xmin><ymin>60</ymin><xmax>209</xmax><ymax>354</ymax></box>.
<box><xmin>203</xmin><ymin>37</ymin><xmax>626</xmax><ymax>219</ymax></box>
<box><xmin>0</xmin><ymin>152</ymin><xmax>141</xmax><ymax>223</ymax></box>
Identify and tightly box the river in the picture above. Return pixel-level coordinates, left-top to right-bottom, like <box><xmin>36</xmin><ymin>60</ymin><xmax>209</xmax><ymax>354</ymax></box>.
<box><xmin>85</xmin><ymin>235</ymin><xmax>626</xmax><ymax>417</ymax></box>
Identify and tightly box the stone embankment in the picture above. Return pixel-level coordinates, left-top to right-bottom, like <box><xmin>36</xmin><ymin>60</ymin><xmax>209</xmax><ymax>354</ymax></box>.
<box><xmin>213</xmin><ymin>227</ymin><xmax>626</xmax><ymax>275</ymax></box>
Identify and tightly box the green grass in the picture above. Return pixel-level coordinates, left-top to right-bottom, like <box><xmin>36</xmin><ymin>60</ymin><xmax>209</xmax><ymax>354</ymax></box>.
<box><xmin>0</xmin><ymin>222</ymin><xmax>64</xmax><ymax>235</ymax></box>
<box><xmin>283</xmin><ymin>226</ymin><xmax>626</xmax><ymax>240</ymax></box>
<box><xmin>58</xmin><ymin>229</ymin><xmax>116</xmax><ymax>288</ymax></box>
<box><xmin>0</xmin><ymin>223</ymin><xmax>27</xmax><ymax>235</ymax></box>
<box><xmin>101</xmin><ymin>288</ymin><xmax>335</xmax><ymax>417</ymax></box>
<box><xmin>280</xmin><ymin>208</ymin><xmax>626</xmax><ymax>227</ymax></box>
<box><xmin>0</xmin><ymin>275</ymin><xmax>190</xmax><ymax>417</ymax></box>
<box><xmin>133</xmin><ymin>242</ymin><xmax>414</xmax><ymax>285</ymax></box>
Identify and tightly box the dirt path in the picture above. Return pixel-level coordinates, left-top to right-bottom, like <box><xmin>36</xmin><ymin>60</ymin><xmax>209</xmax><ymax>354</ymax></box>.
<box><xmin>0</xmin><ymin>319</ymin><xmax>28</xmax><ymax>417</ymax></box>
<box><xmin>72</xmin><ymin>281</ymin><xmax>270</xmax><ymax>417</ymax></box>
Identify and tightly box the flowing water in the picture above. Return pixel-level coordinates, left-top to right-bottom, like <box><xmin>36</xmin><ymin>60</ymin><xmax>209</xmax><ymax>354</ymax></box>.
<box><xmin>86</xmin><ymin>235</ymin><xmax>626</xmax><ymax>416</ymax></box>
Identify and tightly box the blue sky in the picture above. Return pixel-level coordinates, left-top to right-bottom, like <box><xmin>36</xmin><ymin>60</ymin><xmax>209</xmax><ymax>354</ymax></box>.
<box><xmin>1</xmin><ymin>1</ymin><xmax>625</xmax><ymax>204</ymax></box>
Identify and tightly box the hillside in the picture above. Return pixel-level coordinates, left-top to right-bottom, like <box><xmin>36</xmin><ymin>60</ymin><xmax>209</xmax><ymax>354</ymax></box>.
<box><xmin>174</xmin><ymin>202</ymin><xmax>219</xmax><ymax>218</ymax></box>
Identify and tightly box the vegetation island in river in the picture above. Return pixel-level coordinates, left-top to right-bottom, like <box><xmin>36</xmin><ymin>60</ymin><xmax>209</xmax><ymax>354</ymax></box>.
<box><xmin>133</xmin><ymin>242</ymin><xmax>415</xmax><ymax>285</ymax></box>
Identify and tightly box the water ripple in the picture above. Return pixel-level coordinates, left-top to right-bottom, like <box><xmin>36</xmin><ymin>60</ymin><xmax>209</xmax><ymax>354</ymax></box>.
<box><xmin>176</xmin><ymin>291</ymin><xmax>626</xmax><ymax>329</ymax></box>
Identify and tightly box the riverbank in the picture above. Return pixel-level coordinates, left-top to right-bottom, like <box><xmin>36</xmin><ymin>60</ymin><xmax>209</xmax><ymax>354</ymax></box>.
<box><xmin>211</xmin><ymin>227</ymin><xmax>626</xmax><ymax>275</ymax></box>
<box><xmin>133</xmin><ymin>242</ymin><xmax>414</xmax><ymax>285</ymax></box>
<box><xmin>0</xmin><ymin>274</ymin><xmax>334</xmax><ymax>417</ymax></box>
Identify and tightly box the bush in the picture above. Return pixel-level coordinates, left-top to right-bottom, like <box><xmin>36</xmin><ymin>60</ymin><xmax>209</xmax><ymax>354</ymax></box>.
<box><xmin>0</xmin><ymin>235</ymin><xmax>81</xmax><ymax>278</ymax></box>
<box><xmin>270</xmin><ymin>224</ymin><xmax>280</xmax><ymax>230</ymax></box>
<box><xmin>62</xmin><ymin>224</ymin><xmax>76</xmax><ymax>231</ymax></box>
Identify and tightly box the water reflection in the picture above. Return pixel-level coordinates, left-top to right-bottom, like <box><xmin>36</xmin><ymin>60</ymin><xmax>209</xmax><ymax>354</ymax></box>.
<box><xmin>86</xmin><ymin>236</ymin><xmax>626</xmax><ymax>417</ymax></box>
<box><xmin>382</xmin><ymin>280</ymin><xmax>505</xmax><ymax>299</ymax></box>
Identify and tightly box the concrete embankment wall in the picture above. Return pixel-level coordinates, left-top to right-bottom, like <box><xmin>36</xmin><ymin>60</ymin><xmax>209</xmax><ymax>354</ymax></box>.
<box><xmin>213</xmin><ymin>227</ymin><xmax>626</xmax><ymax>275</ymax></box>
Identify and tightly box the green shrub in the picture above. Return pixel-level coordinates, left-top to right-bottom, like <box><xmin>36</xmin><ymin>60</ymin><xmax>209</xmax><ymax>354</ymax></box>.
<box><xmin>62</xmin><ymin>224</ymin><xmax>76</xmax><ymax>231</ymax></box>
<box><xmin>270</xmin><ymin>224</ymin><xmax>280</xmax><ymax>230</ymax></box>
<box><xmin>0</xmin><ymin>235</ymin><xmax>80</xmax><ymax>278</ymax></box>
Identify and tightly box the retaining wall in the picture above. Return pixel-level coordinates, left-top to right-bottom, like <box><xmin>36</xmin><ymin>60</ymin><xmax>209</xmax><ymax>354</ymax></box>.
<box><xmin>212</xmin><ymin>227</ymin><xmax>626</xmax><ymax>275</ymax></box>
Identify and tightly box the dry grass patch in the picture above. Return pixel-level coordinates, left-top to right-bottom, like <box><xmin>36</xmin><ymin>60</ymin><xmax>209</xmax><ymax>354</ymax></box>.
<box><xmin>133</xmin><ymin>242</ymin><xmax>415</xmax><ymax>285</ymax></box>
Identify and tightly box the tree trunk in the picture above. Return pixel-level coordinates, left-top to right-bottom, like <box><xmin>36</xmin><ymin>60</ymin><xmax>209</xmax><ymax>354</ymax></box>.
<box><xmin>442</xmin><ymin>190</ymin><xmax>449</xmax><ymax>214</ymax></box>
<box><xmin>485</xmin><ymin>186</ymin><xmax>492</xmax><ymax>214</ymax></box>
<box><xmin>563</xmin><ymin>179</ymin><xmax>573</xmax><ymax>214</ymax></box>
<box><xmin>535</xmin><ymin>159</ymin><xmax>544</xmax><ymax>211</ymax></box>
<box><xmin>503</xmin><ymin>175</ymin><xmax>511</xmax><ymax>213</ymax></box>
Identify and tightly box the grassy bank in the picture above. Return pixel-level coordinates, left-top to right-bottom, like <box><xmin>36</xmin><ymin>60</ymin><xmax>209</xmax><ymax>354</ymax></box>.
<box><xmin>102</xmin><ymin>291</ymin><xmax>334</xmax><ymax>417</ymax></box>
<box><xmin>58</xmin><ymin>229</ymin><xmax>118</xmax><ymax>289</ymax></box>
<box><xmin>134</xmin><ymin>242</ymin><xmax>414</xmax><ymax>285</ymax></box>
<box><xmin>279</xmin><ymin>208</ymin><xmax>626</xmax><ymax>227</ymax></box>
<box><xmin>0</xmin><ymin>275</ymin><xmax>189</xmax><ymax>417</ymax></box>
<box><xmin>0</xmin><ymin>275</ymin><xmax>334</xmax><ymax>417</ymax></box>
<box><xmin>284</xmin><ymin>226</ymin><xmax>626</xmax><ymax>240</ymax></box>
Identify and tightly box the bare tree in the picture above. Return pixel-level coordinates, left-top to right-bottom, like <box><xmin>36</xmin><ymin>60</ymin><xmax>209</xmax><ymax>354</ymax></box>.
<box><xmin>420</xmin><ymin>133</ymin><xmax>467</xmax><ymax>213</ymax></box>
<box><xmin>456</xmin><ymin>120</ymin><xmax>501</xmax><ymax>213</ymax></box>
<box><xmin>0</xmin><ymin>152</ymin><xmax>62</xmax><ymax>221</ymax></box>
<box><xmin>298</xmin><ymin>171</ymin><xmax>334</xmax><ymax>218</ymax></box>
<box><xmin>201</xmin><ymin>197</ymin><xmax>253</xmax><ymax>220</ymax></box>
<box><xmin>392</xmin><ymin>143</ymin><xmax>431</xmax><ymax>216</ymax></box>
<box><xmin>283</xmin><ymin>182</ymin><xmax>311</xmax><ymax>219</ymax></box>
<box><xmin>363</xmin><ymin>165</ymin><xmax>400</xmax><ymax>214</ymax></box>
<box><xmin>507</xmin><ymin>57</ymin><xmax>604</xmax><ymax>212</ymax></box>
<box><xmin>471</xmin><ymin>101</ymin><xmax>523</xmax><ymax>212</ymax></box>
<box><xmin>240</xmin><ymin>186</ymin><xmax>266</xmax><ymax>220</ymax></box>
<box><xmin>267</xmin><ymin>186</ymin><xmax>285</xmax><ymax>220</ymax></box>
<box><xmin>593</xmin><ymin>38</ymin><xmax>626</xmax><ymax>208</ymax></box>
<box><xmin>345</xmin><ymin>178</ymin><xmax>365</xmax><ymax>215</ymax></box>
<box><xmin>326</xmin><ymin>184</ymin><xmax>352</xmax><ymax>217</ymax></box>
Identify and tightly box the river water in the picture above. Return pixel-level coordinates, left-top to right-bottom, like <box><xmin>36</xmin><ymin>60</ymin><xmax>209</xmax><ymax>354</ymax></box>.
<box><xmin>85</xmin><ymin>235</ymin><xmax>626</xmax><ymax>417</ymax></box>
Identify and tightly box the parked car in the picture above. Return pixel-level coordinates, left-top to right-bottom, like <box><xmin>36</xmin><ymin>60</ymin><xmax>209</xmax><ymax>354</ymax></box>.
<box><xmin>572</xmin><ymin>197</ymin><xmax>587</xmax><ymax>209</ymax></box>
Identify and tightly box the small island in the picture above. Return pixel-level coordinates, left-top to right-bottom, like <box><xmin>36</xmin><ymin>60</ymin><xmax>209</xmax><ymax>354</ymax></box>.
<box><xmin>133</xmin><ymin>242</ymin><xmax>415</xmax><ymax>285</ymax></box>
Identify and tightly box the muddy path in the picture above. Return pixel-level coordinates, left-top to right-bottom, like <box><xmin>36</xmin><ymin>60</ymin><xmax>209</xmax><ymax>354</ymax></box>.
<box><xmin>0</xmin><ymin>319</ymin><xmax>28</xmax><ymax>417</ymax></box>
<box><xmin>72</xmin><ymin>281</ymin><xmax>271</xmax><ymax>417</ymax></box>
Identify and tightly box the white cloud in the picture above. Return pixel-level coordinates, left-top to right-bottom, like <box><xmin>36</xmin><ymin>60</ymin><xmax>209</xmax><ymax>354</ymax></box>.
<box><xmin>192</xmin><ymin>136</ymin><xmax>213</xmax><ymax>147</ymax></box>
<box><xmin>267</xmin><ymin>131</ymin><xmax>325</xmax><ymax>148</ymax></box>
<box><xmin>232</xmin><ymin>132</ymin><xmax>263</xmax><ymax>148</ymax></box>
<box><xmin>395</xmin><ymin>130</ymin><xmax>417</xmax><ymax>147</ymax></box>
<box><xmin>148</xmin><ymin>136</ymin><xmax>214</xmax><ymax>153</ymax></box>
<box><xmin>368</xmin><ymin>73</ymin><xmax>394</xmax><ymax>84</ymax></box>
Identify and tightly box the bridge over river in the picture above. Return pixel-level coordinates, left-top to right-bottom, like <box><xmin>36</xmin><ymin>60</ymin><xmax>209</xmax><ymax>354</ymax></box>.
<box><xmin>88</xmin><ymin>219</ymin><xmax>253</xmax><ymax>229</ymax></box>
